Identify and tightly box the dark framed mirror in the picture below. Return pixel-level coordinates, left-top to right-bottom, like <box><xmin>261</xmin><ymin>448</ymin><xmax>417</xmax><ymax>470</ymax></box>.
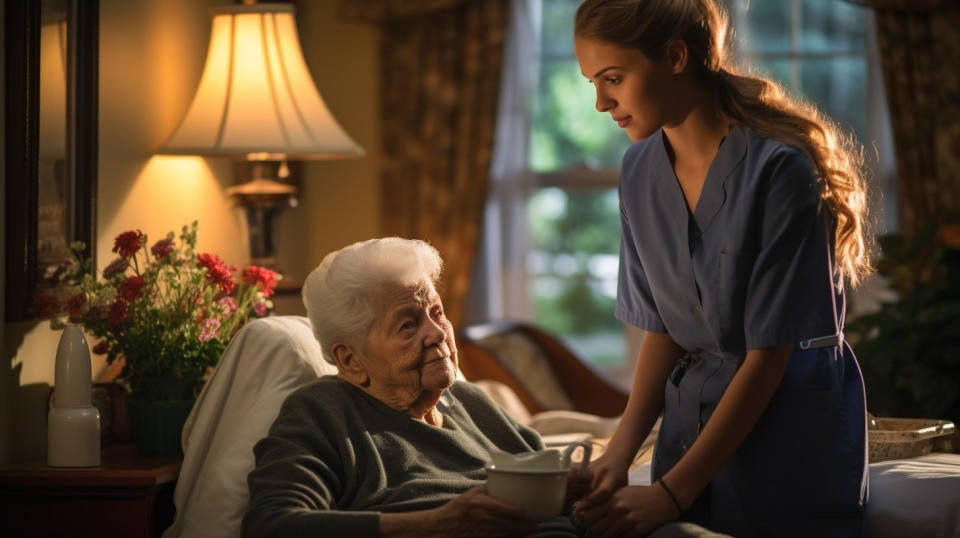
<box><xmin>5</xmin><ymin>0</ymin><xmax>98</xmax><ymax>321</ymax></box>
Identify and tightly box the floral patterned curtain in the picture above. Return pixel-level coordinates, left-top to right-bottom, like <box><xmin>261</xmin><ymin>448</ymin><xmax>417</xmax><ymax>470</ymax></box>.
<box><xmin>341</xmin><ymin>0</ymin><xmax>509</xmax><ymax>325</ymax></box>
<box><xmin>870</xmin><ymin>0</ymin><xmax>960</xmax><ymax>237</ymax></box>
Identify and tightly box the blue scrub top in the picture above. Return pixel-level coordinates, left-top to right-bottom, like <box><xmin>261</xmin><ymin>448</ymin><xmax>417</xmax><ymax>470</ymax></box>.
<box><xmin>616</xmin><ymin>125</ymin><xmax>868</xmax><ymax>537</ymax></box>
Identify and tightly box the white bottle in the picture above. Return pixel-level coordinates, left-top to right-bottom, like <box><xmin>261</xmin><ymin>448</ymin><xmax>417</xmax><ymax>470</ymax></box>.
<box><xmin>47</xmin><ymin>323</ymin><xmax>100</xmax><ymax>467</ymax></box>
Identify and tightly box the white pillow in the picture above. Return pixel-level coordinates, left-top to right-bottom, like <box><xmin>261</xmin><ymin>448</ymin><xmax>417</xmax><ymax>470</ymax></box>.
<box><xmin>865</xmin><ymin>453</ymin><xmax>960</xmax><ymax>538</ymax></box>
<box><xmin>163</xmin><ymin>315</ymin><xmax>335</xmax><ymax>538</ymax></box>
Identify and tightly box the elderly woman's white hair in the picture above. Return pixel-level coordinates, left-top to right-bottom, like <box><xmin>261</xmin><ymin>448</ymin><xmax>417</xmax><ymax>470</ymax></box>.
<box><xmin>302</xmin><ymin>237</ymin><xmax>443</xmax><ymax>364</ymax></box>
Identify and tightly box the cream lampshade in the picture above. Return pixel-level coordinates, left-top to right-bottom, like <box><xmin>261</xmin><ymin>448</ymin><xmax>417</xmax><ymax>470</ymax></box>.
<box><xmin>160</xmin><ymin>2</ymin><xmax>363</xmax><ymax>267</ymax></box>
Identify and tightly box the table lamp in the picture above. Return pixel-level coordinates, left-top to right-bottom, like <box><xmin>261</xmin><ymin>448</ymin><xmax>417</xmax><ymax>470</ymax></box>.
<box><xmin>159</xmin><ymin>2</ymin><xmax>363</xmax><ymax>268</ymax></box>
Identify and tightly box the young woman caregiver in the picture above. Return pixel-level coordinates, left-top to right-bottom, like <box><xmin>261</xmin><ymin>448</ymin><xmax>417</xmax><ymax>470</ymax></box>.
<box><xmin>571</xmin><ymin>1</ymin><xmax>874</xmax><ymax>537</ymax></box>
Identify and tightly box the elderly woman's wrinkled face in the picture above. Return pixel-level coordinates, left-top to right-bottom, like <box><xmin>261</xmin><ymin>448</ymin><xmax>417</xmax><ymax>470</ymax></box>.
<box><xmin>360</xmin><ymin>280</ymin><xmax>458</xmax><ymax>411</ymax></box>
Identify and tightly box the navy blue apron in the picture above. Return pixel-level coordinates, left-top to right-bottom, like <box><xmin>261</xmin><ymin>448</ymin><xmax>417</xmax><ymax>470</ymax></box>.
<box><xmin>651</xmin><ymin>339</ymin><xmax>868</xmax><ymax>537</ymax></box>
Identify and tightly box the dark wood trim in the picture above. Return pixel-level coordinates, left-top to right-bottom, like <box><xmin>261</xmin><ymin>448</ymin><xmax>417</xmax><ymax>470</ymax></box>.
<box><xmin>4</xmin><ymin>0</ymin><xmax>99</xmax><ymax>321</ymax></box>
<box><xmin>4</xmin><ymin>0</ymin><xmax>42</xmax><ymax>321</ymax></box>
<box><xmin>72</xmin><ymin>0</ymin><xmax>99</xmax><ymax>261</ymax></box>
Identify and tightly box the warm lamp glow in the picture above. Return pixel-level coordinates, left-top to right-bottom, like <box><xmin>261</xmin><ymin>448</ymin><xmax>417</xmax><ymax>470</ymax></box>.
<box><xmin>159</xmin><ymin>4</ymin><xmax>363</xmax><ymax>159</ymax></box>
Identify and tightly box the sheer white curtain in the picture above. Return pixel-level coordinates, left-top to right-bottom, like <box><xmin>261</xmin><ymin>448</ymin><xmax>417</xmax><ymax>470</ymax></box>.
<box><xmin>466</xmin><ymin>0</ymin><xmax>540</xmax><ymax>324</ymax></box>
<box><xmin>865</xmin><ymin>10</ymin><xmax>898</xmax><ymax>236</ymax></box>
<box><xmin>849</xmin><ymin>9</ymin><xmax>898</xmax><ymax>318</ymax></box>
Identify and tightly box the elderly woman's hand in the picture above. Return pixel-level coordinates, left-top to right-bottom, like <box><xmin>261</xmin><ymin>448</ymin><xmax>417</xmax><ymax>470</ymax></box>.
<box><xmin>432</xmin><ymin>486</ymin><xmax>539</xmax><ymax>537</ymax></box>
<box><xmin>382</xmin><ymin>486</ymin><xmax>538</xmax><ymax>537</ymax></box>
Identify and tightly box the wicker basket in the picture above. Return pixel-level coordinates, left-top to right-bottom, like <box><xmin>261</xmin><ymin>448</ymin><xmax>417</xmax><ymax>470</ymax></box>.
<box><xmin>868</xmin><ymin>417</ymin><xmax>956</xmax><ymax>463</ymax></box>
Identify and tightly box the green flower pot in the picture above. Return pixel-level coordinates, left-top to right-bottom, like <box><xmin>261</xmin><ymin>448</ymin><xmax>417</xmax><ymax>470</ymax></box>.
<box><xmin>129</xmin><ymin>398</ymin><xmax>195</xmax><ymax>458</ymax></box>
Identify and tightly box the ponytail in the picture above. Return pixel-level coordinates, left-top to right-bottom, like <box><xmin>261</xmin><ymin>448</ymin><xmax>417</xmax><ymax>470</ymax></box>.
<box><xmin>711</xmin><ymin>67</ymin><xmax>873</xmax><ymax>285</ymax></box>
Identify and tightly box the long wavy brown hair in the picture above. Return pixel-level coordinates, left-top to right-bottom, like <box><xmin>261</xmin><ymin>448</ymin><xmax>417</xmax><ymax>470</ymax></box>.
<box><xmin>576</xmin><ymin>0</ymin><xmax>874</xmax><ymax>286</ymax></box>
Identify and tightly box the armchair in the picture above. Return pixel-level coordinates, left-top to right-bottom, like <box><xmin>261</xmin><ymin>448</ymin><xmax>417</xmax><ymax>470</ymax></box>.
<box><xmin>164</xmin><ymin>316</ymin><xmax>334</xmax><ymax>538</ymax></box>
<box><xmin>457</xmin><ymin>321</ymin><xmax>629</xmax><ymax>417</ymax></box>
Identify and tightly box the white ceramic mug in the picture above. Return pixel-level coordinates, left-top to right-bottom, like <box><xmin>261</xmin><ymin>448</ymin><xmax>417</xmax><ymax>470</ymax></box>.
<box><xmin>486</xmin><ymin>441</ymin><xmax>592</xmax><ymax>520</ymax></box>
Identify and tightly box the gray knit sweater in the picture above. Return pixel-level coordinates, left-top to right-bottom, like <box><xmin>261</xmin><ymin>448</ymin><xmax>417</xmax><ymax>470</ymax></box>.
<box><xmin>243</xmin><ymin>376</ymin><xmax>584</xmax><ymax>537</ymax></box>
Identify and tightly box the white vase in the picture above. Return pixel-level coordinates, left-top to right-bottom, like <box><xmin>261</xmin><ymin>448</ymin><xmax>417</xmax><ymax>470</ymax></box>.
<box><xmin>47</xmin><ymin>323</ymin><xmax>100</xmax><ymax>467</ymax></box>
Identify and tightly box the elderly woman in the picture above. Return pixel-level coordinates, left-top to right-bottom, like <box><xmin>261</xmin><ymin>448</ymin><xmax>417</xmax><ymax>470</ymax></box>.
<box><xmin>242</xmin><ymin>238</ymin><xmax>587</xmax><ymax>538</ymax></box>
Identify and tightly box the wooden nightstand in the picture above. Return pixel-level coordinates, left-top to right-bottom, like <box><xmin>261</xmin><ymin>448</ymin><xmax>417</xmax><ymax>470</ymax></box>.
<box><xmin>0</xmin><ymin>447</ymin><xmax>181</xmax><ymax>538</ymax></box>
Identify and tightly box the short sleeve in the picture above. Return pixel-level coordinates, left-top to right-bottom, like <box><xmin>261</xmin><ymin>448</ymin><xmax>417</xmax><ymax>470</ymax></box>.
<box><xmin>743</xmin><ymin>148</ymin><xmax>838</xmax><ymax>350</ymax></box>
<box><xmin>616</xmin><ymin>201</ymin><xmax>668</xmax><ymax>333</ymax></box>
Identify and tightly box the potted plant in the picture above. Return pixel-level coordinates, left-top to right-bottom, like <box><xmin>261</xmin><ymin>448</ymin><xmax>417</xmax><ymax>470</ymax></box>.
<box><xmin>846</xmin><ymin>220</ymin><xmax>960</xmax><ymax>426</ymax></box>
<box><xmin>41</xmin><ymin>221</ymin><xmax>280</xmax><ymax>456</ymax></box>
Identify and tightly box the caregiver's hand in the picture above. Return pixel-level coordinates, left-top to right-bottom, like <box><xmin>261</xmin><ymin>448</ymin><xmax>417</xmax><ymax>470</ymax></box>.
<box><xmin>575</xmin><ymin>452</ymin><xmax>630</xmax><ymax>512</ymax></box>
<box><xmin>563</xmin><ymin>463</ymin><xmax>592</xmax><ymax>513</ymax></box>
<box><xmin>577</xmin><ymin>484</ymin><xmax>678</xmax><ymax>538</ymax></box>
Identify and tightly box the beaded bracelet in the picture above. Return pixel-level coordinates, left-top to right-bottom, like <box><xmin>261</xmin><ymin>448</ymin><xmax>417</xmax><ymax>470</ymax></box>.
<box><xmin>657</xmin><ymin>477</ymin><xmax>684</xmax><ymax>515</ymax></box>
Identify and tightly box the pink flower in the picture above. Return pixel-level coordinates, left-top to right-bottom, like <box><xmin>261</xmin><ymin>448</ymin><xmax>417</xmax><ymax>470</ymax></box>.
<box><xmin>103</xmin><ymin>258</ymin><xmax>128</xmax><ymax>278</ymax></box>
<box><xmin>112</xmin><ymin>230</ymin><xmax>143</xmax><ymax>258</ymax></box>
<box><xmin>197</xmin><ymin>253</ymin><xmax>235</xmax><ymax>294</ymax></box>
<box><xmin>92</xmin><ymin>341</ymin><xmax>110</xmax><ymax>355</ymax></box>
<box><xmin>65</xmin><ymin>293</ymin><xmax>87</xmax><ymax>318</ymax></box>
<box><xmin>242</xmin><ymin>266</ymin><xmax>279</xmax><ymax>297</ymax></box>
<box><xmin>198</xmin><ymin>317</ymin><xmax>221</xmax><ymax>343</ymax></box>
<box><xmin>109</xmin><ymin>299</ymin><xmax>129</xmax><ymax>326</ymax></box>
<box><xmin>118</xmin><ymin>276</ymin><xmax>146</xmax><ymax>302</ymax></box>
<box><xmin>253</xmin><ymin>301</ymin><xmax>267</xmax><ymax>317</ymax></box>
<box><xmin>150</xmin><ymin>238</ymin><xmax>175</xmax><ymax>260</ymax></box>
<box><xmin>217</xmin><ymin>296</ymin><xmax>237</xmax><ymax>317</ymax></box>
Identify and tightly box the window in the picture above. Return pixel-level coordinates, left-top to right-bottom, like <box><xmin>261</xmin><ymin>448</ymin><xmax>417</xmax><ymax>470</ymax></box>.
<box><xmin>525</xmin><ymin>0</ymin><xmax>628</xmax><ymax>371</ymax></box>
<box><xmin>730</xmin><ymin>0</ymin><xmax>869</xmax><ymax>139</ymax></box>
<box><xmin>480</xmin><ymin>0</ymin><xmax>883</xmax><ymax>377</ymax></box>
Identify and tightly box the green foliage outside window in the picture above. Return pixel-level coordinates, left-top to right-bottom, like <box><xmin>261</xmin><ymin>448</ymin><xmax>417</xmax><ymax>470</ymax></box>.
<box><xmin>528</xmin><ymin>189</ymin><xmax>620</xmax><ymax>337</ymax></box>
<box><xmin>529</xmin><ymin>60</ymin><xmax>633</xmax><ymax>172</ymax></box>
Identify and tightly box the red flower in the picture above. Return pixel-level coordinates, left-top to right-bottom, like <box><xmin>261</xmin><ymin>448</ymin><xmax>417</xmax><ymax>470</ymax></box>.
<box><xmin>196</xmin><ymin>253</ymin><xmax>222</xmax><ymax>272</ymax></box>
<box><xmin>65</xmin><ymin>293</ymin><xmax>87</xmax><ymax>318</ymax></box>
<box><xmin>118</xmin><ymin>276</ymin><xmax>146</xmax><ymax>302</ymax></box>
<box><xmin>109</xmin><ymin>299</ymin><xmax>129</xmax><ymax>326</ymax></box>
<box><xmin>242</xmin><ymin>266</ymin><xmax>278</xmax><ymax>297</ymax></box>
<box><xmin>197</xmin><ymin>253</ymin><xmax>235</xmax><ymax>294</ymax></box>
<box><xmin>150</xmin><ymin>238</ymin><xmax>175</xmax><ymax>260</ymax></box>
<box><xmin>88</xmin><ymin>305</ymin><xmax>108</xmax><ymax>321</ymax></box>
<box><xmin>92</xmin><ymin>341</ymin><xmax>110</xmax><ymax>355</ymax></box>
<box><xmin>112</xmin><ymin>230</ymin><xmax>143</xmax><ymax>258</ymax></box>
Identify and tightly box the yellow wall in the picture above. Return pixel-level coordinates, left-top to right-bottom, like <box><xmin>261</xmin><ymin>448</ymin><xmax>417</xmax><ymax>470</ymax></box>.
<box><xmin>0</xmin><ymin>0</ymin><xmax>380</xmax><ymax>464</ymax></box>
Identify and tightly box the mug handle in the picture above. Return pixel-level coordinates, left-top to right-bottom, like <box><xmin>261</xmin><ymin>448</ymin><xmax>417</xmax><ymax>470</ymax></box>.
<box><xmin>561</xmin><ymin>441</ymin><xmax>592</xmax><ymax>473</ymax></box>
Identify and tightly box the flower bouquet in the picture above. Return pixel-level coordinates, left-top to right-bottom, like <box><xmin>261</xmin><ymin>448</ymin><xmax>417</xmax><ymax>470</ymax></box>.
<box><xmin>42</xmin><ymin>221</ymin><xmax>280</xmax><ymax>401</ymax></box>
